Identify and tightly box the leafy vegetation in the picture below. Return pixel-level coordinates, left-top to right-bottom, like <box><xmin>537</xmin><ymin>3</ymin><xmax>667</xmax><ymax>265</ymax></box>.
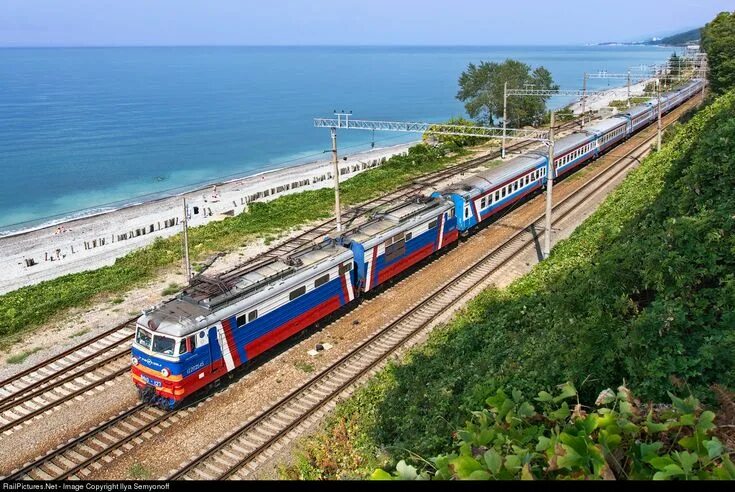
<box><xmin>128</xmin><ymin>463</ymin><xmax>152</xmax><ymax>480</ymax></box>
<box><xmin>701</xmin><ymin>10</ymin><xmax>735</xmax><ymax>95</ymax></box>
<box><xmin>373</xmin><ymin>383</ymin><xmax>734</xmax><ymax>480</ymax></box>
<box><xmin>456</xmin><ymin>59</ymin><xmax>558</xmax><ymax>127</ymax></box>
<box><xmin>0</xmin><ymin>141</ymin><xmax>470</xmax><ymax>341</ymax></box>
<box><xmin>294</xmin><ymin>361</ymin><xmax>315</xmax><ymax>373</ymax></box>
<box><xmin>422</xmin><ymin>117</ymin><xmax>491</xmax><ymax>149</ymax></box>
<box><xmin>161</xmin><ymin>283</ymin><xmax>181</xmax><ymax>296</ymax></box>
<box><xmin>287</xmin><ymin>87</ymin><xmax>735</xmax><ymax>479</ymax></box>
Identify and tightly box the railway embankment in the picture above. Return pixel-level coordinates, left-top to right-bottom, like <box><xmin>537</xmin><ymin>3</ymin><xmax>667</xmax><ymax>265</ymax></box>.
<box><xmin>287</xmin><ymin>88</ymin><xmax>735</xmax><ymax>479</ymax></box>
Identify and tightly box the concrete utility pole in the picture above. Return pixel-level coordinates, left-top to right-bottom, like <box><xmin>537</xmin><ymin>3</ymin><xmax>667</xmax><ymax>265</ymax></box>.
<box><xmin>182</xmin><ymin>197</ymin><xmax>192</xmax><ymax>281</ymax></box>
<box><xmin>314</xmin><ymin>115</ymin><xmax>556</xmax><ymax>256</ymax></box>
<box><xmin>581</xmin><ymin>72</ymin><xmax>587</xmax><ymax>124</ymax></box>
<box><xmin>657</xmin><ymin>78</ymin><xmax>662</xmax><ymax>152</ymax></box>
<box><xmin>502</xmin><ymin>81</ymin><xmax>508</xmax><ymax>159</ymax></box>
<box><xmin>543</xmin><ymin>112</ymin><xmax>555</xmax><ymax>259</ymax></box>
<box><xmin>627</xmin><ymin>70</ymin><xmax>632</xmax><ymax>108</ymax></box>
<box><xmin>330</xmin><ymin>126</ymin><xmax>343</xmax><ymax>233</ymax></box>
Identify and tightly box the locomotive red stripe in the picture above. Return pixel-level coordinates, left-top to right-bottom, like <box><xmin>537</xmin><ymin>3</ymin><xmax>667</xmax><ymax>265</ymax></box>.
<box><xmin>442</xmin><ymin>229</ymin><xmax>459</xmax><ymax>248</ymax></box>
<box><xmin>244</xmin><ymin>296</ymin><xmax>342</xmax><ymax>360</ymax></box>
<box><xmin>221</xmin><ymin>318</ymin><xmax>242</xmax><ymax>367</ymax></box>
<box><xmin>377</xmin><ymin>242</ymin><xmax>435</xmax><ymax>285</ymax></box>
<box><xmin>435</xmin><ymin>214</ymin><xmax>444</xmax><ymax>251</ymax></box>
<box><xmin>339</xmin><ymin>272</ymin><xmax>350</xmax><ymax>302</ymax></box>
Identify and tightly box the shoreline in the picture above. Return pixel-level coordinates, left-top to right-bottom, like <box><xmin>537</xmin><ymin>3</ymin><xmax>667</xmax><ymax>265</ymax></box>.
<box><xmin>0</xmin><ymin>144</ymin><xmax>398</xmax><ymax>238</ymax></box>
<box><xmin>0</xmin><ymin>77</ymin><xmax>654</xmax><ymax>295</ymax></box>
<box><xmin>0</xmin><ymin>141</ymin><xmax>417</xmax><ymax>294</ymax></box>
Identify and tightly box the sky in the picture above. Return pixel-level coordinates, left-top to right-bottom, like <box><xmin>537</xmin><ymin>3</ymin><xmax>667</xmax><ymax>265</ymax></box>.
<box><xmin>0</xmin><ymin>0</ymin><xmax>732</xmax><ymax>47</ymax></box>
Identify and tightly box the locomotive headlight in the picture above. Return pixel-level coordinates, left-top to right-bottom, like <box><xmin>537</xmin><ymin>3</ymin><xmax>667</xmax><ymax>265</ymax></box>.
<box><xmin>131</xmin><ymin>356</ymin><xmax>139</xmax><ymax>366</ymax></box>
<box><xmin>161</xmin><ymin>368</ymin><xmax>170</xmax><ymax>378</ymax></box>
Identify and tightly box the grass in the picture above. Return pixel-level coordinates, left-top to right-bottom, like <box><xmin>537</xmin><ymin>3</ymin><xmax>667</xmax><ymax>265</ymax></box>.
<box><xmin>0</xmin><ymin>142</ymin><xmax>468</xmax><ymax>342</ymax></box>
<box><xmin>6</xmin><ymin>347</ymin><xmax>42</xmax><ymax>364</ymax></box>
<box><xmin>161</xmin><ymin>283</ymin><xmax>181</xmax><ymax>296</ymax></box>
<box><xmin>110</xmin><ymin>297</ymin><xmax>125</xmax><ymax>305</ymax></box>
<box><xmin>128</xmin><ymin>463</ymin><xmax>152</xmax><ymax>480</ymax></box>
<box><xmin>294</xmin><ymin>361</ymin><xmax>315</xmax><ymax>373</ymax></box>
<box><xmin>286</xmin><ymin>91</ymin><xmax>734</xmax><ymax>479</ymax></box>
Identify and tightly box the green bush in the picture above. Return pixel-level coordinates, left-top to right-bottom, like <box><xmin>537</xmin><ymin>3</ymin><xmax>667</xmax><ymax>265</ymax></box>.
<box><xmin>288</xmin><ymin>88</ymin><xmax>735</xmax><ymax>479</ymax></box>
<box><xmin>373</xmin><ymin>383</ymin><xmax>734</xmax><ymax>480</ymax></box>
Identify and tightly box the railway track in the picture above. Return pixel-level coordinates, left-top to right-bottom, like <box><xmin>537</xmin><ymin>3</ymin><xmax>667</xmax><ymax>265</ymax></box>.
<box><xmin>0</xmin><ymin>118</ymin><xmax>584</xmax><ymax>437</ymax></box>
<box><xmin>166</xmin><ymin>102</ymin><xmax>694</xmax><ymax>480</ymax></box>
<box><xmin>3</xmin><ymin>100</ymin><xmax>696</xmax><ymax>481</ymax></box>
<box><xmin>0</xmin><ymin>321</ymin><xmax>136</xmax><ymax>435</ymax></box>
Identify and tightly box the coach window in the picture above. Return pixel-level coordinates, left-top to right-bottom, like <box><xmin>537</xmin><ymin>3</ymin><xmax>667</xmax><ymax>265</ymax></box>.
<box><xmin>464</xmin><ymin>206</ymin><xmax>470</xmax><ymax>220</ymax></box>
<box><xmin>494</xmin><ymin>190</ymin><xmax>500</xmax><ymax>201</ymax></box>
<box><xmin>248</xmin><ymin>310</ymin><xmax>258</xmax><ymax>323</ymax></box>
<box><xmin>290</xmin><ymin>286</ymin><xmax>306</xmax><ymax>301</ymax></box>
<box><xmin>315</xmin><ymin>274</ymin><xmax>330</xmax><ymax>288</ymax></box>
<box><xmin>405</xmin><ymin>232</ymin><xmax>413</xmax><ymax>241</ymax></box>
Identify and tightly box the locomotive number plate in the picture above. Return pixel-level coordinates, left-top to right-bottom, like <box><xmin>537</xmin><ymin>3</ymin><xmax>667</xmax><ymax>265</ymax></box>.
<box><xmin>141</xmin><ymin>374</ymin><xmax>162</xmax><ymax>387</ymax></box>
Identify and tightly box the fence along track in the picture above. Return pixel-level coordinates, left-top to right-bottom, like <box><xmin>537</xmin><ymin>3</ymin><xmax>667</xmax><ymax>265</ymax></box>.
<box><xmin>168</xmin><ymin>104</ymin><xmax>684</xmax><ymax>481</ymax></box>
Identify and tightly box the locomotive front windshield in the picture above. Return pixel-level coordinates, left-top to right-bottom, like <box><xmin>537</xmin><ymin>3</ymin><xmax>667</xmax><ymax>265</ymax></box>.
<box><xmin>152</xmin><ymin>335</ymin><xmax>176</xmax><ymax>356</ymax></box>
<box><xmin>135</xmin><ymin>326</ymin><xmax>178</xmax><ymax>356</ymax></box>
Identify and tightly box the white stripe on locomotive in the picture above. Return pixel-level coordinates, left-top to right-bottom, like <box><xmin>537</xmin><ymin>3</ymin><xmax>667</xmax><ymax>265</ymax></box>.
<box><xmin>344</xmin><ymin>271</ymin><xmax>355</xmax><ymax>301</ymax></box>
<box><xmin>437</xmin><ymin>213</ymin><xmax>445</xmax><ymax>248</ymax></box>
<box><xmin>215</xmin><ymin>322</ymin><xmax>236</xmax><ymax>372</ymax></box>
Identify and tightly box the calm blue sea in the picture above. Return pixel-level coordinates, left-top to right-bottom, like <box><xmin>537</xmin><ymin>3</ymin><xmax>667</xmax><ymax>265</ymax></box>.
<box><xmin>0</xmin><ymin>45</ymin><xmax>675</xmax><ymax>232</ymax></box>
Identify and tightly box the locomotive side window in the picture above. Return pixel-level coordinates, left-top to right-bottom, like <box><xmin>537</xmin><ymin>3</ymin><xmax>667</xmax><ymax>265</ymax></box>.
<box><xmin>339</xmin><ymin>262</ymin><xmax>352</xmax><ymax>276</ymax></box>
<box><xmin>237</xmin><ymin>309</ymin><xmax>259</xmax><ymax>328</ymax></box>
<box><xmin>405</xmin><ymin>232</ymin><xmax>413</xmax><ymax>241</ymax></box>
<box><xmin>178</xmin><ymin>338</ymin><xmax>188</xmax><ymax>355</ymax></box>
<box><xmin>315</xmin><ymin>274</ymin><xmax>330</xmax><ymax>288</ymax></box>
<box><xmin>428</xmin><ymin>220</ymin><xmax>438</xmax><ymax>229</ymax></box>
<box><xmin>290</xmin><ymin>286</ymin><xmax>306</xmax><ymax>301</ymax></box>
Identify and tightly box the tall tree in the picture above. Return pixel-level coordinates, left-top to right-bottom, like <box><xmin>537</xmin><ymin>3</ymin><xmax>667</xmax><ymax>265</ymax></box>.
<box><xmin>701</xmin><ymin>10</ymin><xmax>735</xmax><ymax>95</ymax></box>
<box><xmin>456</xmin><ymin>59</ymin><xmax>558</xmax><ymax>128</ymax></box>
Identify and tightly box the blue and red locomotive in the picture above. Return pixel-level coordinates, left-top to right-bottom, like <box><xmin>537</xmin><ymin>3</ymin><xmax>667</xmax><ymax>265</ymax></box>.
<box><xmin>131</xmin><ymin>79</ymin><xmax>703</xmax><ymax>408</ymax></box>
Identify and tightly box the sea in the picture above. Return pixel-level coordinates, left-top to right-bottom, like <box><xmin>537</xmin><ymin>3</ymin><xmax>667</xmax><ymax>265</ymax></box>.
<box><xmin>0</xmin><ymin>45</ymin><xmax>677</xmax><ymax>233</ymax></box>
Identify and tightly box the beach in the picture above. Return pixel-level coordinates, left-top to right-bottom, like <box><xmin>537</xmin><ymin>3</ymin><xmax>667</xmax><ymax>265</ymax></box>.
<box><xmin>569</xmin><ymin>77</ymin><xmax>656</xmax><ymax>114</ymax></box>
<box><xmin>0</xmin><ymin>71</ymin><xmax>668</xmax><ymax>296</ymax></box>
<box><xmin>0</xmin><ymin>142</ymin><xmax>414</xmax><ymax>295</ymax></box>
